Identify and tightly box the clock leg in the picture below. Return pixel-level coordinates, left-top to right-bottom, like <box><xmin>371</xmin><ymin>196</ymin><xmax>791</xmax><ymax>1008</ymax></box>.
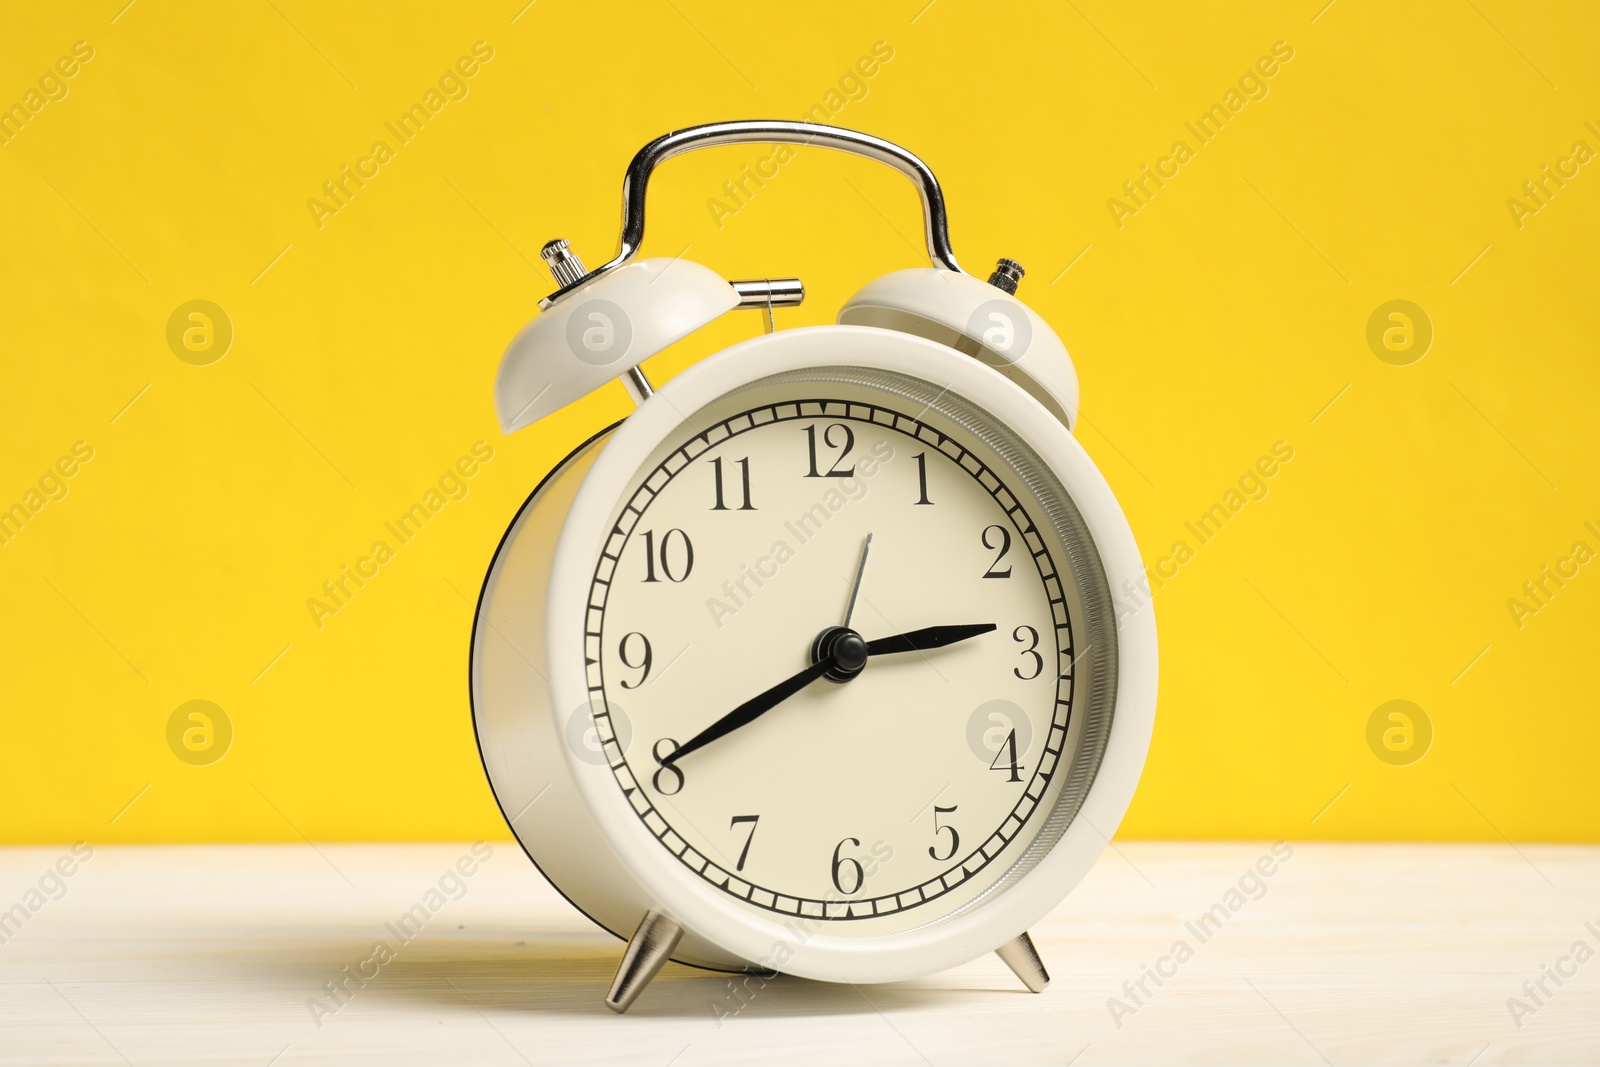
<box><xmin>604</xmin><ymin>909</ymin><xmax>683</xmax><ymax>1013</ymax></box>
<box><xmin>996</xmin><ymin>931</ymin><xmax>1050</xmax><ymax>993</ymax></box>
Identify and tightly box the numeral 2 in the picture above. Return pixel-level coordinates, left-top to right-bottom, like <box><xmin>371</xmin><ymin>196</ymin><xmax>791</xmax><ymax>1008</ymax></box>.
<box><xmin>982</xmin><ymin>524</ymin><xmax>1013</xmax><ymax>578</ymax></box>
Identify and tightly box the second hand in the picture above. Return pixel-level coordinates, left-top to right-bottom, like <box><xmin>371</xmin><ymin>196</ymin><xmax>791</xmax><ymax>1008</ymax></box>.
<box><xmin>843</xmin><ymin>532</ymin><xmax>873</xmax><ymax>628</ymax></box>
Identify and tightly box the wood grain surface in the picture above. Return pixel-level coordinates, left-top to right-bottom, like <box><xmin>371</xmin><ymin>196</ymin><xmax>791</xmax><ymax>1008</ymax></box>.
<box><xmin>1</xmin><ymin>842</ymin><xmax>1595</xmax><ymax>1065</ymax></box>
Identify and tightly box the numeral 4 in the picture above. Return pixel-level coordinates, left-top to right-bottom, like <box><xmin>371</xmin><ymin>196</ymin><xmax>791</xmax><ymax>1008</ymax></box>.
<box><xmin>990</xmin><ymin>729</ymin><xmax>1022</xmax><ymax>782</ymax></box>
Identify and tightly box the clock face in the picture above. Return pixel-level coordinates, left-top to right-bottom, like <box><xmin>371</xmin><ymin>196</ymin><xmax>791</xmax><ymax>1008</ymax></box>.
<box><xmin>582</xmin><ymin>367</ymin><xmax>1116</xmax><ymax>934</ymax></box>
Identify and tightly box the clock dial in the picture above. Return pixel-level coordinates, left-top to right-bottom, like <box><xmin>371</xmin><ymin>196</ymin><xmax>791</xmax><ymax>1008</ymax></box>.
<box><xmin>583</xmin><ymin>368</ymin><xmax>1115</xmax><ymax>934</ymax></box>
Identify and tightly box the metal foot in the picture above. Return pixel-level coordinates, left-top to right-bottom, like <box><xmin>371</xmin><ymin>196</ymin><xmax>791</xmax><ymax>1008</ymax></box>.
<box><xmin>996</xmin><ymin>931</ymin><xmax>1050</xmax><ymax>993</ymax></box>
<box><xmin>605</xmin><ymin>910</ymin><xmax>683</xmax><ymax>1013</ymax></box>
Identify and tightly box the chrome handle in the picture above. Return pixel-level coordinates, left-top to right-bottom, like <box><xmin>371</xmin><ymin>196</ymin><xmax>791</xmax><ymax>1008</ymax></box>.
<box><xmin>540</xmin><ymin>120</ymin><xmax>967</xmax><ymax>307</ymax></box>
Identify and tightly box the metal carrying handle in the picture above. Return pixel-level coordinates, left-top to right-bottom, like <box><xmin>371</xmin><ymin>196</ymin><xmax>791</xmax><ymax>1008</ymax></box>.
<box><xmin>540</xmin><ymin>120</ymin><xmax>968</xmax><ymax>307</ymax></box>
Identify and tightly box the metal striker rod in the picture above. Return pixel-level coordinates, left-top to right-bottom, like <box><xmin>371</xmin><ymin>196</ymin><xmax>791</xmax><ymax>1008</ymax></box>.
<box><xmin>622</xmin><ymin>366</ymin><xmax>653</xmax><ymax>404</ymax></box>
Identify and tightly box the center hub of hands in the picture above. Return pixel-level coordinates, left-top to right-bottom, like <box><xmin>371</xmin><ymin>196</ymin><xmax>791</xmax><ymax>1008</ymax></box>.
<box><xmin>811</xmin><ymin>625</ymin><xmax>868</xmax><ymax>683</ymax></box>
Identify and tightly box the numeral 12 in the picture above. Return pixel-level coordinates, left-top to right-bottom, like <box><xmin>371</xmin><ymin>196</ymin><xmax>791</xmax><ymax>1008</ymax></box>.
<box><xmin>804</xmin><ymin>423</ymin><xmax>856</xmax><ymax>478</ymax></box>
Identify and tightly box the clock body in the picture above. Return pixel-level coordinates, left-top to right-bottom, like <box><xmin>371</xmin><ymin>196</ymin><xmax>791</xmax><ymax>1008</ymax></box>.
<box><xmin>470</xmin><ymin>324</ymin><xmax>1157</xmax><ymax>982</ymax></box>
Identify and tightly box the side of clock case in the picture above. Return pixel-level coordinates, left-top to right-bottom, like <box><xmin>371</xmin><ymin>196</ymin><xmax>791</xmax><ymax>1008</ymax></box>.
<box><xmin>469</xmin><ymin>424</ymin><xmax>746</xmax><ymax>972</ymax></box>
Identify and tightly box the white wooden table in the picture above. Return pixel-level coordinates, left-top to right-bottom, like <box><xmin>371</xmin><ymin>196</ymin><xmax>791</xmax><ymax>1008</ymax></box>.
<box><xmin>2</xmin><ymin>843</ymin><xmax>1595</xmax><ymax>1065</ymax></box>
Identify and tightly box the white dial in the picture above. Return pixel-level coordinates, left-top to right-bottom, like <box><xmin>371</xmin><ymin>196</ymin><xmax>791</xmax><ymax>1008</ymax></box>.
<box><xmin>582</xmin><ymin>369</ymin><xmax>1116</xmax><ymax>934</ymax></box>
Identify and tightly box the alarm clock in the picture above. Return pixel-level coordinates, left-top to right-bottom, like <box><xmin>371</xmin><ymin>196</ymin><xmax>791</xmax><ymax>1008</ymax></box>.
<box><xmin>470</xmin><ymin>121</ymin><xmax>1157</xmax><ymax>1012</ymax></box>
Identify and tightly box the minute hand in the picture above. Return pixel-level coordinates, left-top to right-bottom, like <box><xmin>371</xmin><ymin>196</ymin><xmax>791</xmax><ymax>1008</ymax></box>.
<box><xmin>864</xmin><ymin>623</ymin><xmax>996</xmax><ymax>657</ymax></box>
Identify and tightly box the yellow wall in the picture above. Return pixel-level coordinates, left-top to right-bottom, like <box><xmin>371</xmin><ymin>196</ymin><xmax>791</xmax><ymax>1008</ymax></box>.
<box><xmin>2</xmin><ymin>1</ymin><xmax>1595</xmax><ymax>843</ymax></box>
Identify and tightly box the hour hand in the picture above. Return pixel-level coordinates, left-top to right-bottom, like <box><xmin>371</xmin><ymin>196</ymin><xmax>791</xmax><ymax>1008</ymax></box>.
<box><xmin>661</xmin><ymin>655</ymin><xmax>836</xmax><ymax>767</ymax></box>
<box><xmin>662</xmin><ymin>623</ymin><xmax>993</xmax><ymax>768</ymax></box>
<box><xmin>864</xmin><ymin>623</ymin><xmax>996</xmax><ymax>657</ymax></box>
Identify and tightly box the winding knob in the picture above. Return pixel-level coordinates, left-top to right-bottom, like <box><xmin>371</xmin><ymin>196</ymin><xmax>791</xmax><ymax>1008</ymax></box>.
<box><xmin>987</xmin><ymin>258</ymin><xmax>1025</xmax><ymax>295</ymax></box>
<box><xmin>541</xmin><ymin>239</ymin><xmax>589</xmax><ymax>289</ymax></box>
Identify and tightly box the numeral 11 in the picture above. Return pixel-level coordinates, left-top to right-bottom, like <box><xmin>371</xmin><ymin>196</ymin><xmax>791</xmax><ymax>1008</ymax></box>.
<box><xmin>710</xmin><ymin>456</ymin><xmax>755</xmax><ymax>511</ymax></box>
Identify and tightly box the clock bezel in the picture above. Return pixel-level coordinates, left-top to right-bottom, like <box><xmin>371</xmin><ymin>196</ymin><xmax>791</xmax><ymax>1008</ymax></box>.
<box><xmin>547</xmin><ymin>325</ymin><xmax>1158</xmax><ymax>983</ymax></box>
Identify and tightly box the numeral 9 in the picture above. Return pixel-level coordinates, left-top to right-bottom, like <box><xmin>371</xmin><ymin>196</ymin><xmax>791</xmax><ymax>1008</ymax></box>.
<box><xmin>618</xmin><ymin>631</ymin><xmax>652</xmax><ymax>688</ymax></box>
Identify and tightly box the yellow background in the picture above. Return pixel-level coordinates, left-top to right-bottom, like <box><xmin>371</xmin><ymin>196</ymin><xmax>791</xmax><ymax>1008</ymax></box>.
<box><xmin>2</xmin><ymin>0</ymin><xmax>1596</xmax><ymax>843</ymax></box>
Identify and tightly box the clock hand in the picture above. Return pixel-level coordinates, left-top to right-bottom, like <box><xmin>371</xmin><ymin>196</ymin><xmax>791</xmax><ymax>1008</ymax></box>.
<box><xmin>841</xmin><ymin>533</ymin><xmax>872</xmax><ymax>627</ymax></box>
<box><xmin>864</xmin><ymin>622</ymin><xmax>997</xmax><ymax>657</ymax></box>
<box><xmin>667</xmin><ymin>540</ymin><xmax>877</xmax><ymax>767</ymax></box>
<box><xmin>661</xmin><ymin>654</ymin><xmax>838</xmax><ymax>767</ymax></box>
<box><xmin>664</xmin><ymin>623</ymin><xmax>995</xmax><ymax>767</ymax></box>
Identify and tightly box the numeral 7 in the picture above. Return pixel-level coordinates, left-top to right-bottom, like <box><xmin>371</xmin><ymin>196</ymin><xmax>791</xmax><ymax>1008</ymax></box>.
<box><xmin>729</xmin><ymin>814</ymin><xmax>760</xmax><ymax>871</ymax></box>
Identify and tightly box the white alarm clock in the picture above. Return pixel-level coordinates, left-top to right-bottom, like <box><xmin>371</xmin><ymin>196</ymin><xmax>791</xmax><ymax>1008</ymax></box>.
<box><xmin>470</xmin><ymin>121</ymin><xmax>1157</xmax><ymax>1012</ymax></box>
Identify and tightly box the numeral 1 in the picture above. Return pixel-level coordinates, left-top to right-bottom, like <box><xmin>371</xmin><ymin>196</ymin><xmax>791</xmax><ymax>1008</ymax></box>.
<box><xmin>913</xmin><ymin>452</ymin><xmax>933</xmax><ymax>505</ymax></box>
